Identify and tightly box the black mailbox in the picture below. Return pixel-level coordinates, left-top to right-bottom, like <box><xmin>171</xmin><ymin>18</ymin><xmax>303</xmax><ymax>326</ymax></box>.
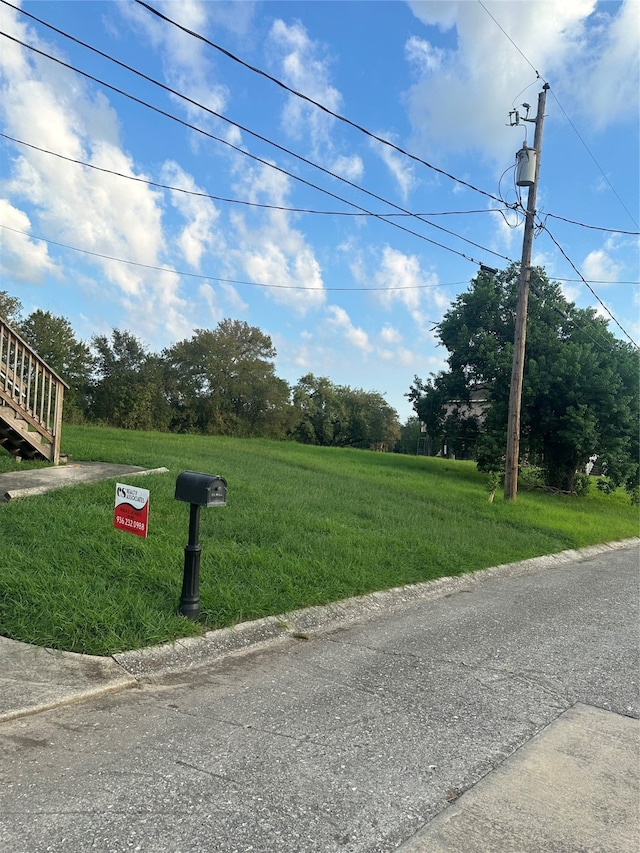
<box><xmin>175</xmin><ymin>471</ymin><xmax>227</xmax><ymax>507</ymax></box>
<box><xmin>174</xmin><ymin>471</ymin><xmax>228</xmax><ymax>621</ymax></box>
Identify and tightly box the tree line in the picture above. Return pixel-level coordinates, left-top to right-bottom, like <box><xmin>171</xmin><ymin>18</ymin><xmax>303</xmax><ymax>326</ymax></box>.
<box><xmin>0</xmin><ymin>292</ymin><xmax>401</xmax><ymax>450</ymax></box>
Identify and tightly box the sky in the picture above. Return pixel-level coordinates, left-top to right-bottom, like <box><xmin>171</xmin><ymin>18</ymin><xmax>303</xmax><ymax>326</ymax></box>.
<box><xmin>0</xmin><ymin>0</ymin><xmax>638</xmax><ymax>423</ymax></box>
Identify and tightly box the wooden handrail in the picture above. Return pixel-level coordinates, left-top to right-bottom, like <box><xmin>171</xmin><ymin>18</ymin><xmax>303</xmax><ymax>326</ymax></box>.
<box><xmin>0</xmin><ymin>315</ymin><xmax>68</xmax><ymax>465</ymax></box>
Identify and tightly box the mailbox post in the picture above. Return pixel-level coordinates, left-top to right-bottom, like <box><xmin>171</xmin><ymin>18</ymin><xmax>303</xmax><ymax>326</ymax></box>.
<box><xmin>174</xmin><ymin>471</ymin><xmax>227</xmax><ymax>620</ymax></box>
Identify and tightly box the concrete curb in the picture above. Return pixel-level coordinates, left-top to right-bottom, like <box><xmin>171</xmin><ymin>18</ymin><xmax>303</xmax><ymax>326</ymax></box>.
<box><xmin>114</xmin><ymin>537</ymin><xmax>640</xmax><ymax>680</ymax></box>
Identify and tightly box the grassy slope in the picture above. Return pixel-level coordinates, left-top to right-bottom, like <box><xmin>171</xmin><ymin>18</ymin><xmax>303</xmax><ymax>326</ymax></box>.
<box><xmin>0</xmin><ymin>425</ymin><xmax>637</xmax><ymax>655</ymax></box>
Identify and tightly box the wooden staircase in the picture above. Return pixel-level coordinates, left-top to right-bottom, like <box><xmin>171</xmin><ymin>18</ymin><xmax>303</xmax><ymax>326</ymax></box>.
<box><xmin>0</xmin><ymin>316</ymin><xmax>68</xmax><ymax>465</ymax></box>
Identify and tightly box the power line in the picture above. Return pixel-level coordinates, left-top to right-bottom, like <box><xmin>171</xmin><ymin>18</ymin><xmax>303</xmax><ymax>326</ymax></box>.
<box><xmin>2</xmin><ymin>218</ymin><xmax>633</xmax><ymax>290</ymax></box>
<box><xmin>475</xmin><ymin>0</ymin><xmax>639</xmax><ymax>231</ymax></box>
<box><xmin>133</xmin><ymin>0</ymin><xmax>505</xmax><ymax>205</ymax></box>
<box><xmin>548</xmin><ymin>91</ymin><xmax>639</xmax><ymax>231</ymax></box>
<box><xmin>0</xmin><ymin>25</ymin><xmax>513</xmax><ymax>268</ymax></box>
<box><xmin>474</xmin><ymin>3</ymin><xmax>639</xmax><ymax>354</ymax></box>
<box><xmin>543</xmin><ymin>212</ymin><xmax>639</xmax><ymax>236</ymax></box>
<box><xmin>476</xmin><ymin>0</ymin><xmax>541</xmax><ymax>79</ymax></box>
<box><xmin>530</xmin><ymin>277</ymin><xmax>630</xmax><ymax>355</ymax></box>
<box><xmin>3</xmin><ymin>1</ymin><xmax>514</xmax><ymax>258</ymax></box>
<box><xmin>0</xmin><ymin>224</ymin><xmax>466</xmax><ymax>292</ymax></box>
<box><xmin>0</xmin><ymin>132</ymin><xmax>504</xmax><ymax>221</ymax></box>
<box><xmin>131</xmin><ymin>1</ymin><xmax>640</xmax><ymax>244</ymax></box>
<box><xmin>0</xmin><ymin>33</ymin><xmax>492</xmax><ymax>268</ymax></box>
<box><xmin>551</xmin><ymin>277</ymin><xmax>639</xmax><ymax>286</ymax></box>
<box><xmin>539</xmin><ymin>221</ymin><xmax>639</xmax><ymax>348</ymax></box>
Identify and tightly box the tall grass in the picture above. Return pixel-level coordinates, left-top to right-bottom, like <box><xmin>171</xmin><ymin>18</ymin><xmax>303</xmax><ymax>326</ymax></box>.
<box><xmin>0</xmin><ymin>425</ymin><xmax>637</xmax><ymax>655</ymax></box>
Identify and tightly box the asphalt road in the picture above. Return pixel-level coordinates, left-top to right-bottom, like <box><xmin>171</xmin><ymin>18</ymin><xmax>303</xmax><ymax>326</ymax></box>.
<box><xmin>0</xmin><ymin>544</ymin><xmax>638</xmax><ymax>853</ymax></box>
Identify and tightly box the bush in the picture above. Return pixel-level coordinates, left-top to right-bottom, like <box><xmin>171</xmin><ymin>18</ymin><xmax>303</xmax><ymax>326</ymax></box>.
<box><xmin>597</xmin><ymin>477</ymin><xmax>615</xmax><ymax>496</ymax></box>
<box><xmin>519</xmin><ymin>466</ymin><xmax>546</xmax><ymax>489</ymax></box>
<box><xmin>626</xmin><ymin>485</ymin><xmax>640</xmax><ymax>507</ymax></box>
<box><xmin>573</xmin><ymin>472</ymin><xmax>591</xmax><ymax>497</ymax></box>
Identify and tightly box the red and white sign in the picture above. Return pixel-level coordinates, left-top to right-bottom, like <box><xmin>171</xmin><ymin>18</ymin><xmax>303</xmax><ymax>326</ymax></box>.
<box><xmin>114</xmin><ymin>482</ymin><xmax>150</xmax><ymax>538</ymax></box>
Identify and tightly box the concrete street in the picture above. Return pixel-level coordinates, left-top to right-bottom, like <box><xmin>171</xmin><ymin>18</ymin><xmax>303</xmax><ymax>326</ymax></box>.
<box><xmin>0</xmin><ymin>543</ymin><xmax>638</xmax><ymax>852</ymax></box>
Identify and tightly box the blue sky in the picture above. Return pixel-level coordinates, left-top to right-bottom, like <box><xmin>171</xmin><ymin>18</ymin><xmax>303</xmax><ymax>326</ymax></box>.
<box><xmin>1</xmin><ymin>0</ymin><xmax>638</xmax><ymax>422</ymax></box>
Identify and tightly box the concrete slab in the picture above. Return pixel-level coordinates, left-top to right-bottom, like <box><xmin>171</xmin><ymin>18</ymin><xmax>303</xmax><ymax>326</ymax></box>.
<box><xmin>0</xmin><ymin>635</ymin><xmax>136</xmax><ymax>723</ymax></box>
<box><xmin>0</xmin><ymin>462</ymin><xmax>169</xmax><ymax>502</ymax></box>
<box><xmin>397</xmin><ymin>704</ymin><xmax>640</xmax><ymax>853</ymax></box>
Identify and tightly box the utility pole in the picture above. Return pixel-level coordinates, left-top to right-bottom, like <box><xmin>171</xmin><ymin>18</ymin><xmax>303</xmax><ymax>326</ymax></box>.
<box><xmin>504</xmin><ymin>83</ymin><xmax>549</xmax><ymax>501</ymax></box>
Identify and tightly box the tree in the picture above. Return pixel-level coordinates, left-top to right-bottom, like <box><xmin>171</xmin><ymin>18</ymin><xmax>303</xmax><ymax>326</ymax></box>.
<box><xmin>0</xmin><ymin>290</ymin><xmax>23</xmax><ymax>326</ymax></box>
<box><xmin>19</xmin><ymin>310</ymin><xmax>94</xmax><ymax>420</ymax></box>
<box><xmin>394</xmin><ymin>417</ymin><xmax>425</xmax><ymax>455</ymax></box>
<box><xmin>410</xmin><ymin>264</ymin><xmax>640</xmax><ymax>493</ymax></box>
<box><xmin>163</xmin><ymin>320</ymin><xmax>293</xmax><ymax>437</ymax></box>
<box><xmin>407</xmin><ymin>373</ymin><xmax>482</xmax><ymax>459</ymax></box>
<box><xmin>341</xmin><ymin>387</ymin><xmax>400</xmax><ymax>449</ymax></box>
<box><xmin>291</xmin><ymin>374</ymin><xmax>400</xmax><ymax>448</ymax></box>
<box><xmin>88</xmin><ymin>329</ymin><xmax>169</xmax><ymax>430</ymax></box>
<box><xmin>290</xmin><ymin>374</ymin><xmax>350</xmax><ymax>446</ymax></box>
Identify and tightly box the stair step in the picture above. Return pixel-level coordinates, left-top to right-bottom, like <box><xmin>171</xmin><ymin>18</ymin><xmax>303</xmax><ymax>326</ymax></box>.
<box><xmin>0</xmin><ymin>405</ymin><xmax>43</xmax><ymax>427</ymax></box>
<box><xmin>0</xmin><ymin>412</ymin><xmax>52</xmax><ymax>462</ymax></box>
<box><xmin>0</xmin><ymin>421</ymin><xmax>45</xmax><ymax>446</ymax></box>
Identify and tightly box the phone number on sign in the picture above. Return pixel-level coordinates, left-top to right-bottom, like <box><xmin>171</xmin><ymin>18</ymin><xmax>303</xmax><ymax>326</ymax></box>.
<box><xmin>115</xmin><ymin>516</ymin><xmax>146</xmax><ymax>532</ymax></box>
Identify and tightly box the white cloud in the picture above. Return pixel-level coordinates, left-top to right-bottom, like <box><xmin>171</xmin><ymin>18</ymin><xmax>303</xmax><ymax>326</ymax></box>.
<box><xmin>331</xmin><ymin>154</ymin><xmax>364</xmax><ymax>182</ymax></box>
<box><xmin>405</xmin><ymin>36</ymin><xmax>446</xmax><ymax>74</ymax></box>
<box><xmin>431</xmin><ymin>286</ymin><xmax>452</xmax><ymax>313</ymax></box>
<box><xmin>326</xmin><ymin>305</ymin><xmax>373</xmax><ymax>353</ymax></box>
<box><xmin>404</xmin><ymin>0</ymin><xmax>635</xmax><ymax>165</ymax></box>
<box><xmin>407</xmin><ymin>1</ymin><xmax>459</xmax><ymax>30</ymax></box>
<box><xmin>131</xmin><ymin>268</ymin><xmax>191</xmax><ymax>344</ymax></box>
<box><xmin>377</xmin><ymin>348</ymin><xmax>395</xmax><ymax>362</ymax></box>
<box><xmin>581</xmin><ymin>248</ymin><xmax>622</xmax><ymax>282</ymax></box>
<box><xmin>242</xmin><ymin>238</ymin><xmax>325</xmax><ymax>313</ymax></box>
<box><xmin>369</xmin><ymin>136</ymin><xmax>416</xmax><ymax>202</ymax></box>
<box><xmin>219</xmin><ymin>282</ymin><xmax>248</xmax><ymax>313</ymax></box>
<box><xmin>228</xmin><ymin>160</ymin><xmax>326</xmax><ymax>314</ymax></box>
<box><xmin>340</xmin><ymin>240</ymin><xmax>367</xmax><ymax>282</ymax></box>
<box><xmin>379</xmin><ymin>324</ymin><xmax>403</xmax><ymax>345</ymax></box>
<box><xmin>570</xmin><ymin>0</ymin><xmax>640</xmax><ymax>128</ymax></box>
<box><xmin>119</xmin><ymin>0</ymin><xmax>229</xmax><ymax>123</ymax></box>
<box><xmin>560</xmin><ymin>281</ymin><xmax>581</xmax><ymax>305</ymax></box>
<box><xmin>231</xmin><ymin>158</ymin><xmax>291</xmax><ymax>208</ymax></box>
<box><xmin>198</xmin><ymin>283</ymin><xmax>222</xmax><ymax>323</ymax></box>
<box><xmin>162</xmin><ymin>161</ymin><xmax>222</xmax><ymax>269</ymax></box>
<box><xmin>375</xmin><ymin>246</ymin><xmax>440</xmax><ymax>328</ymax></box>
<box><xmin>0</xmin><ymin>4</ymin><xmax>192</xmax><ymax>341</ymax></box>
<box><xmin>269</xmin><ymin>18</ymin><xmax>342</xmax><ymax>153</ymax></box>
<box><xmin>0</xmin><ymin>19</ymin><xmax>164</xmax><ymax>283</ymax></box>
<box><xmin>489</xmin><ymin>203</ymin><xmax>522</xmax><ymax>252</ymax></box>
<box><xmin>375</xmin><ymin>326</ymin><xmax>415</xmax><ymax>366</ymax></box>
<box><xmin>200</xmin><ymin>0</ymin><xmax>256</xmax><ymax>36</ymax></box>
<box><xmin>291</xmin><ymin>342</ymin><xmax>313</xmax><ymax>370</ymax></box>
<box><xmin>231</xmin><ymin>201</ymin><xmax>324</xmax><ymax>309</ymax></box>
<box><xmin>0</xmin><ymin>200</ymin><xmax>60</xmax><ymax>282</ymax></box>
<box><xmin>393</xmin><ymin>346</ymin><xmax>419</xmax><ymax>367</ymax></box>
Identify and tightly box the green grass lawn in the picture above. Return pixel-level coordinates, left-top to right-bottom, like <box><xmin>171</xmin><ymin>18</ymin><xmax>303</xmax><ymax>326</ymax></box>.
<box><xmin>1</xmin><ymin>425</ymin><xmax>637</xmax><ymax>655</ymax></box>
